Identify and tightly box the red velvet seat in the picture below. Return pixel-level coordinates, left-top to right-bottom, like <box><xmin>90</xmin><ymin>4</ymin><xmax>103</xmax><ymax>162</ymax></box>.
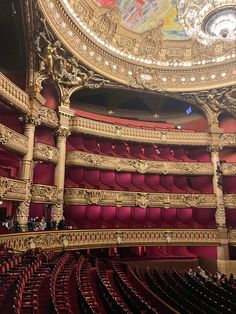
<box><xmin>173</xmin><ymin>147</ymin><xmax>196</xmax><ymax>162</ymax></box>
<box><xmin>116</xmin><ymin>172</ymin><xmax>136</xmax><ymax>191</ymax></box>
<box><xmin>174</xmin><ymin>176</ymin><xmax>200</xmax><ymax>193</ymax></box>
<box><xmin>100</xmin><ymin>171</ymin><xmax>121</xmax><ymax>190</ymax></box>
<box><xmin>193</xmin><ymin>208</ymin><xmax>215</xmax><ymax>228</ymax></box>
<box><xmin>145</xmin><ymin>174</ymin><xmax>170</xmax><ymax>193</ymax></box>
<box><xmin>129</xmin><ymin>144</ymin><xmax>144</xmax><ymax>159</ymax></box>
<box><xmin>67</xmin><ymin>135</ymin><xmax>87</xmax><ymax>151</ymax></box>
<box><xmin>113</xmin><ymin>142</ymin><xmax>129</xmax><ymax>157</ymax></box>
<box><xmin>188</xmin><ymin>147</ymin><xmax>211</xmax><ymax>162</ymax></box>
<box><xmin>85</xmin><ymin>205</ymin><xmax>101</xmax><ymax>228</ymax></box>
<box><xmin>83</xmin><ymin>137</ymin><xmax>100</xmax><ymax>154</ymax></box>
<box><xmin>84</xmin><ymin>169</ymin><xmax>108</xmax><ymax>189</ymax></box>
<box><xmin>100</xmin><ymin>206</ymin><xmax>117</xmax><ymax>227</ymax></box>
<box><xmin>67</xmin><ymin>167</ymin><xmax>91</xmax><ymax>188</ymax></box>
<box><xmin>190</xmin><ymin>176</ymin><xmax>213</xmax><ymax>193</ymax></box>
<box><xmin>131</xmin><ymin>173</ymin><xmax>155</xmax><ymax>192</ymax></box>
<box><xmin>98</xmin><ymin>140</ymin><xmax>115</xmax><ymax>156</ymax></box>
<box><xmin>158</xmin><ymin>147</ymin><xmax>180</xmax><ymax>161</ymax></box>
<box><xmin>161</xmin><ymin>208</ymin><xmax>177</xmax><ymax>226</ymax></box>
<box><xmin>143</xmin><ymin>144</ymin><xmax>165</xmax><ymax>160</ymax></box>
<box><xmin>177</xmin><ymin>208</ymin><xmax>194</xmax><ymax>228</ymax></box>
<box><xmin>132</xmin><ymin>207</ymin><xmax>148</xmax><ymax>227</ymax></box>
<box><xmin>147</xmin><ymin>207</ymin><xmax>162</xmax><ymax>226</ymax></box>
<box><xmin>160</xmin><ymin>175</ymin><xmax>185</xmax><ymax>193</ymax></box>
<box><xmin>223</xmin><ymin>176</ymin><xmax>236</xmax><ymax>193</ymax></box>
<box><xmin>116</xmin><ymin>207</ymin><xmax>132</xmax><ymax>227</ymax></box>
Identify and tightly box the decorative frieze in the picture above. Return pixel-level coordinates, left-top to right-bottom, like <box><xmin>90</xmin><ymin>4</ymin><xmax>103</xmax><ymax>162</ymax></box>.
<box><xmin>40</xmin><ymin>106</ymin><xmax>58</xmax><ymax>128</ymax></box>
<box><xmin>34</xmin><ymin>143</ymin><xmax>59</xmax><ymax>163</ymax></box>
<box><xmin>0</xmin><ymin>177</ymin><xmax>27</xmax><ymax>201</ymax></box>
<box><xmin>0</xmin><ymin>73</ymin><xmax>30</xmax><ymax>113</ymax></box>
<box><xmin>65</xmin><ymin>188</ymin><xmax>217</xmax><ymax>208</ymax></box>
<box><xmin>224</xmin><ymin>194</ymin><xmax>236</xmax><ymax>208</ymax></box>
<box><xmin>0</xmin><ymin>123</ymin><xmax>28</xmax><ymax>154</ymax></box>
<box><xmin>0</xmin><ymin>228</ymin><xmax>219</xmax><ymax>252</ymax></box>
<box><xmin>66</xmin><ymin>151</ymin><xmax>213</xmax><ymax>175</ymax></box>
<box><xmin>222</xmin><ymin>163</ymin><xmax>236</xmax><ymax>176</ymax></box>
<box><xmin>31</xmin><ymin>184</ymin><xmax>63</xmax><ymax>204</ymax></box>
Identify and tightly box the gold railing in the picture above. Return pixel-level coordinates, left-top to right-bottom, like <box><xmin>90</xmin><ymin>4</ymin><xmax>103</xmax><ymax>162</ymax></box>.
<box><xmin>222</xmin><ymin>163</ymin><xmax>236</xmax><ymax>176</ymax></box>
<box><xmin>66</xmin><ymin>151</ymin><xmax>213</xmax><ymax>175</ymax></box>
<box><xmin>0</xmin><ymin>123</ymin><xmax>28</xmax><ymax>154</ymax></box>
<box><xmin>70</xmin><ymin>116</ymin><xmax>211</xmax><ymax>146</ymax></box>
<box><xmin>0</xmin><ymin>228</ymin><xmax>219</xmax><ymax>252</ymax></box>
<box><xmin>0</xmin><ymin>177</ymin><xmax>27</xmax><ymax>201</ymax></box>
<box><xmin>0</xmin><ymin>72</ymin><xmax>30</xmax><ymax>113</ymax></box>
<box><xmin>31</xmin><ymin>184</ymin><xmax>62</xmax><ymax>204</ymax></box>
<box><xmin>65</xmin><ymin>188</ymin><xmax>216</xmax><ymax>208</ymax></box>
<box><xmin>40</xmin><ymin>106</ymin><xmax>58</xmax><ymax>128</ymax></box>
<box><xmin>34</xmin><ymin>143</ymin><xmax>59</xmax><ymax>163</ymax></box>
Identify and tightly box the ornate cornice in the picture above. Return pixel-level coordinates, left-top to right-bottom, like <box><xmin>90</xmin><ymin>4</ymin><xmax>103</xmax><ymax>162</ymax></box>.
<box><xmin>224</xmin><ymin>194</ymin><xmax>236</xmax><ymax>208</ymax></box>
<box><xmin>0</xmin><ymin>229</ymin><xmax>219</xmax><ymax>252</ymax></box>
<box><xmin>0</xmin><ymin>123</ymin><xmax>28</xmax><ymax>154</ymax></box>
<box><xmin>40</xmin><ymin>106</ymin><xmax>59</xmax><ymax>128</ymax></box>
<box><xmin>65</xmin><ymin>188</ymin><xmax>216</xmax><ymax>208</ymax></box>
<box><xmin>0</xmin><ymin>177</ymin><xmax>27</xmax><ymax>201</ymax></box>
<box><xmin>31</xmin><ymin>184</ymin><xmax>63</xmax><ymax>204</ymax></box>
<box><xmin>222</xmin><ymin>163</ymin><xmax>236</xmax><ymax>176</ymax></box>
<box><xmin>221</xmin><ymin>134</ymin><xmax>236</xmax><ymax>147</ymax></box>
<box><xmin>34</xmin><ymin>143</ymin><xmax>59</xmax><ymax>163</ymax></box>
<box><xmin>228</xmin><ymin>230</ymin><xmax>236</xmax><ymax>245</ymax></box>
<box><xmin>36</xmin><ymin>0</ymin><xmax>236</xmax><ymax>91</ymax></box>
<box><xmin>66</xmin><ymin>151</ymin><xmax>213</xmax><ymax>175</ymax></box>
<box><xmin>0</xmin><ymin>73</ymin><xmax>30</xmax><ymax>113</ymax></box>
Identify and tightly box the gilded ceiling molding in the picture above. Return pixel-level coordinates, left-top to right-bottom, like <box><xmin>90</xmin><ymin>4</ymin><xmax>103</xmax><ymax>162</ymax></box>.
<box><xmin>0</xmin><ymin>177</ymin><xmax>27</xmax><ymax>201</ymax></box>
<box><xmin>65</xmin><ymin>188</ymin><xmax>217</xmax><ymax>208</ymax></box>
<box><xmin>0</xmin><ymin>123</ymin><xmax>28</xmax><ymax>154</ymax></box>
<box><xmin>222</xmin><ymin>163</ymin><xmax>236</xmax><ymax>176</ymax></box>
<box><xmin>40</xmin><ymin>106</ymin><xmax>59</xmax><ymax>128</ymax></box>
<box><xmin>34</xmin><ymin>143</ymin><xmax>59</xmax><ymax>163</ymax></box>
<box><xmin>31</xmin><ymin>184</ymin><xmax>63</xmax><ymax>204</ymax></box>
<box><xmin>0</xmin><ymin>229</ymin><xmax>220</xmax><ymax>252</ymax></box>
<box><xmin>66</xmin><ymin>151</ymin><xmax>214</xmax><ymax>175</ymax></box>
<box><xmin>0</xmin><ymin>73</ymin><xmax>30</xmax><ymax>113</ymax></box>
<box><xmin>35</xmin><ymin>0</ymin><xmax>236</xmax><ymax>91</ymax></box>
<box><xmin>224</xmin><ymin>194</ymin><xmax>236</xmax><ymax>208</ymax></box>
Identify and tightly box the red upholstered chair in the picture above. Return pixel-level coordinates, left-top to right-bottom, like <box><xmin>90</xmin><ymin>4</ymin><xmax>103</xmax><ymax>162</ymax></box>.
<box><xmin>160</xmin><ymin>175</ymin><xmax>186</xmax><ymax>193</ymax></box>
<box><xmin>145</xmin><ymin>174</ymin><xmax>170</xmax><ymax>193</ymax></box>
<box><xmin>98</xmin><ymin>140</ymin><xmax>115</xmax><ymax>156</ymax></box>
<box><xmin>113</xmin><ymin>142</ymin><xmax>129</xmax><ymax>157</ymax></box>
<box><xmin>85</xmin><ymin>205</ymin><xmax>101</xmax><ymax>228</ymax></box>
<box><xmin>67</xmin><ymin>167</ymin><xmax>91</xmax><ymax>188</ymax></box>
<box><xmin>84</xmin><ymin>169</ymin><xmax>108</xmax><ymax>189</ymax></box>
<box><xmin>116</xmin><ymin>172</ymin><xmax>136</xmax><ymax>191</ymax></box>
<box><xmin>177</xmin><ymin>208</ymin><xmax>194</xmax><ymax>228</ymax></box>
<box><xmin>129</xmin><ymin>144</ymin><xmax>144</xmax><ymax>159</ymax></box>
<box><xmin>161</xmin><ymin>208</ymin><xmax>177</xmax><ymax>226</ymax></box>
<box><xmin>147</xmin><ymin>207</ymin><xmax>162</xmax><ymax>226</ymax></box>
<box><xmin>188</xmin><ymin>147</ymin><xmax>211</xmax><ymax>162</ymax></box>
<box><xmin>131</xmin><ymin>173</ymin><xmax>155</xmax><ymax>192</ymax></box>
<box><xmin>143</xmin><ymin>144</ymin><xmax>166</xmax><ymax>160</ymax></box>
<box><xmin>132</xmin><ymin>207</ymin><xmax>148</xmax><ymax>227</ymax></box>
<box><xmin>174</xmin><ymin>176</ymin><xmax>200</xmax><ymax>193</ymax></box>
<box><xmin>83</xmin><ymin>137</ymin><xmax>100</xmax><ymax>153</ymax></box>
<box><xmin>116</xmin><ymin>207</ymin><xmax>132</xmax><ymax>227</ymax></box>
<box><xmin>100</xmin><ymin>206</ymin><xmax>117</xmax><ymax>227</ymax></box>
<box><xmin>67</xmin><ymin>135</ymin><xmax>87</xmax><ymax>151</ymax></box>
<box><xmin>193</xmin><ymin>208</ymin><xmax>216</xmax><ymax>228</ymax></box>
<box><xmin>223</xmin><ymin>176</ymin><xmax>236</xmax><ymax>193</ymax></box>
<box><xmin>100</xmin><ymin>170</ymin><xmax>121</xmax><ymax>190</ymax></box>
<box><xmin>158</xmin><ymin>147</ymin><xmax>180</xmax><ymax>161</ymax></box>
<box><xmin>173</xmin><ymin>147</ymin><xmax>196</xmax><ymax>162</ymax></box>
<box><xmin>190</xmin><ymin>176</ymin><xmax>213</xmax><ymax>193</ymax></box>
<box><xmin>226</xmin><ymin>209</ymin><xmax>236</xmax><ymax>228</ymax></box>
<box><xmin>65</xmin><ymin>205</ymin><xmax>87</xmax><ymax>228</ymax></box>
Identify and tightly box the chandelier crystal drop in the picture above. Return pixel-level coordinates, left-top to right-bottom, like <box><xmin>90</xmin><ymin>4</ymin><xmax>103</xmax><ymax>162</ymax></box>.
<box><xmin>178</xmin><ymin>0</ymin><xmax>236</xmax><ymax>45</ymax></box>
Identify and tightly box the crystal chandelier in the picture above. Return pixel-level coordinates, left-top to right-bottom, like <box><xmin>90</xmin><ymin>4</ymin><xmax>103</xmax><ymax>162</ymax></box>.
<box><xmin>178</xmin><ymin>0</ymin><xmax>236</xmax><ymax>45</ymax></box>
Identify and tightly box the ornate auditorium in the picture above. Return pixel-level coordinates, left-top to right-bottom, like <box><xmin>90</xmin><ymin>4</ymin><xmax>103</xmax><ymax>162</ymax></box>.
<box><xmin>0</xmin><ymin>0</ymin><xmax>236</xmax><ymax>313</ymax></box>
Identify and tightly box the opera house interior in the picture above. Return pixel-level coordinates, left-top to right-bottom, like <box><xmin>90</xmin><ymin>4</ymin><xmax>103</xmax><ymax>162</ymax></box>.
<box><xmin>0</xmin><ymin>0</ymin><xmax>236</xmax><ymax>313</ymax></box>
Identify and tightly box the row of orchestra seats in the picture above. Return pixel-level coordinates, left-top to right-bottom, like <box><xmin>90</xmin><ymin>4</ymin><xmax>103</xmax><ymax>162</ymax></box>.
<box><xmin>67</xmin><ymin>135</ymin><xmax>211</xmax><ymax>162</ymax></box>
<box><xmin>64</xmin><ymin>205</ymin><xmax>216</xmax><ymax>229</ymax></box>
<box><xmin>66</xmin><ymin>167</ymin><xmax>213</xmax><ymax>193</ymax></box>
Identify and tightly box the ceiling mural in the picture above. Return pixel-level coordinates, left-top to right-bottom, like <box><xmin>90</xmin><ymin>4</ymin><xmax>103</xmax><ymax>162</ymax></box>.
<box><xmin>93</xmin><ymin>0</ymin><xmax>188</xmax><ymax>40</ymax></box>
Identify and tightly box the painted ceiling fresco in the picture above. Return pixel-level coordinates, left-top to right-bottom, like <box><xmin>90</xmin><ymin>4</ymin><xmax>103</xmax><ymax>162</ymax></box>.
<box><xmin>93</xmin><ymin>0</ymin><xmax>188</xmax><ymax>40</ymax></box>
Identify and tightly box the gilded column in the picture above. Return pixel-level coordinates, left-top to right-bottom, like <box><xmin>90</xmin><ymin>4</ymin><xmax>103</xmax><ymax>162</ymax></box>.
<box><xmin>51</xmin><ymin>106</ymin><xmax>74</xmax><ymax>224</ymax></box>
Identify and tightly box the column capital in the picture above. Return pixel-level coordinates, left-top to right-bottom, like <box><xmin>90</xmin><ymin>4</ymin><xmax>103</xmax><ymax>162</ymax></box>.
<box><xmin>20</xmin><ymin>113</ymin><xmax>42</xmax><ymax>126</ymax></box>
<box><xmin>208</xmin><ymin>144</ymin><xmax>222</xmax><ymax>153</ymax></box>
<box><xmin>55</xmin><ymin>126</ymin><xmax>71</xmax><ymax>138</ymax></box>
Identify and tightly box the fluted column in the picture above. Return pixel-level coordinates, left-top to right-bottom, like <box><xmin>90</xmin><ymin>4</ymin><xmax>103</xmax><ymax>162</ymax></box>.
<box><xmin>51</xmin><ymin>106</ymin><xmax>73</xmax><ymax>224</ymax></box>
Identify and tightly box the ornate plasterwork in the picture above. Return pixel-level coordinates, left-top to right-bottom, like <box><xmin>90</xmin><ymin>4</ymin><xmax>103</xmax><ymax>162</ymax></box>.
<box><xmin>0</xmin><ymin>73</ymin><xmax>30</xmax><ymax>113</ymax></box>
<box><xmin>36</xmin><ymin>0</ymin><xmax>236</xmax><ymax>91</ymax></box>
<box><xmin>64</xmin><ymin>188</ymin><xmax>217</xmax><ymax>208</ymax></box>
<box><xmin>222</xmin><ymin>163</ymin><xmax>236</xmax><ymax>176</ymax></box>
<box><xmin>34</xmin><ymin>143</ymin><xmax>59</xmax><ymax>163</ymax></box>
<box><xmin>224</xmin><ymin>194</ymin><xmax>236</xmax><ymax>208</ymax></box>
<box><xmin>0</xmin><ymin>228</ymin><xmax>219</xmax><ymax>252</ymax></box>
<box><xmin>40</xmin><ymin>106</ymin><xmax>59</xmax><ymax>128</ymax></box>
<box><xmin>0</xmin><ymin>177</ymin><xmax>27</xmax><ymax>201</ymax></box>
<box><xmin>31</xmin><ymin>184</ymin><xmax>63</xmax><ymax>204</ymax></box>
<box><xmin>0</xmin><ymin>123</ymin><xmax>28</xmax><ymax>154</ymax></box>
<box><xmin>70</xmin><ymin>116</ymin><xmax>236</xmax><ymax>147</ymax></box>
<box><xmin>66</xmin><ymin>151</ymin><xmax>214</xmax><ymax>175</ymax></box>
